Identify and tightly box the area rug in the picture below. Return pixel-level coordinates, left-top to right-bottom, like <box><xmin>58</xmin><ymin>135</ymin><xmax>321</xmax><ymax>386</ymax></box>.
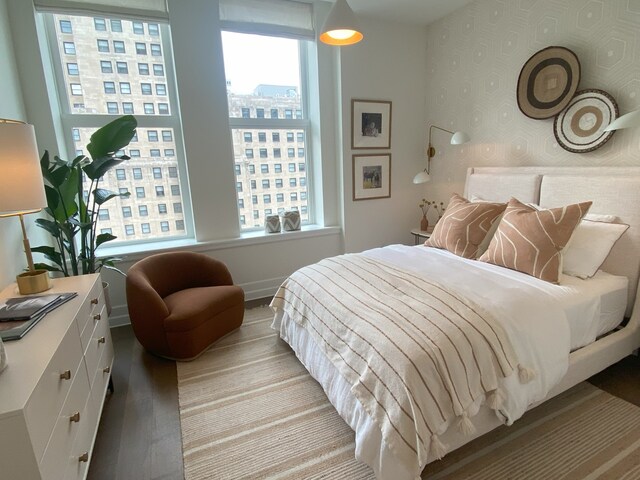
<box><xmin>177</xmin><ymin>307</ymin><xmax>640</xmax><ymax>479</ymax></box>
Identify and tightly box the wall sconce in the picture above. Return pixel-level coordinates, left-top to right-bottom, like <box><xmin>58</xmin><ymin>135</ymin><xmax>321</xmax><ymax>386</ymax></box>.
<box><xmin>413</xmin><ymin>125</ymin><xmax>470</xmax><ymax>184</ymax></box>
<box><xmin>604</xmin><ymin>109</ymin><xmax>640</xmax><ymax>132</ymax></box>
<box><xmin>0</xmin><ymin>119</ymin><xmax>51</xmax><ymax>294</ymax></box>
<box><xmin>319</xmin><ymin>0</ymin><xmax>363</xmax><ymax>46</ymax></box>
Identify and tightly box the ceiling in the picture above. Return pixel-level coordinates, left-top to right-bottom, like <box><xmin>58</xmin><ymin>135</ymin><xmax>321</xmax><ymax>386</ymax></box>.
<box><xmin>346</xmin><ymin>0</ymin><xmax>475</xmax><ymax>26</ymax></box>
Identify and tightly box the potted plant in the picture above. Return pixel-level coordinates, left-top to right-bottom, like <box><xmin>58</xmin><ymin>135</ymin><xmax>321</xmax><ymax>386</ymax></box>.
<box><xmin>31</xmin><ymin>115</ymin><xmax>137</xmax><ymax>310</ymax></box>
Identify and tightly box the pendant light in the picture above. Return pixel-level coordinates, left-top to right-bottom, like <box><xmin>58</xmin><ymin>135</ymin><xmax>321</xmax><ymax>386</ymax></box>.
<box><xmin>319</xmin><ymin>0</ymin><xmax>363</xmax><ymax>46</ymax></box>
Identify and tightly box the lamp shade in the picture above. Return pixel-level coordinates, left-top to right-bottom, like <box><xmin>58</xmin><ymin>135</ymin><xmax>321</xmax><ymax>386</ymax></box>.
<box><xmin>450</xmin><ymin>131</ymin><xmax>470</xmax><ymax>145</ymax></box>
<box><xmin>0</xmin><ymin>120</ymin><xmax>46</xmax><ymax>216</ymax></box>
<box><xmin>319</xmin><ymin>0</ymin><xmax>363</xmax><ymax>46</ymax></box>
<box><xmin>412</xmin><ymin>170</ymin><xmax>431</xmax><ymax>184</ymax></box>
<box><xmin>604</xmin><ymin>109</ymin><xmax>640</xmax><ymax>132</ymax></box>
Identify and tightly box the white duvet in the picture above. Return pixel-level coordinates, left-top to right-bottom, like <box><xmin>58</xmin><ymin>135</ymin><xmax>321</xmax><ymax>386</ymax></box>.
<box><xmin>273</xmin><ymin>245</ymin><xmax>572</xmax><ymax>478</ymax></box>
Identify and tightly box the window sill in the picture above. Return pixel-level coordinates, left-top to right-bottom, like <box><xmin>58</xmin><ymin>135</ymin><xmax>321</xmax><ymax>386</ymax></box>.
<box><xmin>97</xmin><ymin>225</ymin><xmax>342</xmax><ymax>263</ymax></box>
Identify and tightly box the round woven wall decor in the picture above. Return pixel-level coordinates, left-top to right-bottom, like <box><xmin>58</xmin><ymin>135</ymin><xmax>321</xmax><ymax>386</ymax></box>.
<box><xmin>517</xmin><ymin>46</ymin><xmax>581</xmax><ymax>119</ymax></box>
<box><xmin>553</xmin><ymin>89</ymin><xmax>618</xmax><ymax>153</ymax></box>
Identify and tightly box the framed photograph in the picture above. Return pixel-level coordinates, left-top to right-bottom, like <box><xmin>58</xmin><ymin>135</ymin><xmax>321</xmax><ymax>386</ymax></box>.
<box><xmin>352</xmin><ymin>154</ymin><xmax>391</xmax><ymax>201</ymax></box>
<box><xmin>351</xmin><ymin>99</ymin><xmax>392</xmax><ymax>149</ymax></box>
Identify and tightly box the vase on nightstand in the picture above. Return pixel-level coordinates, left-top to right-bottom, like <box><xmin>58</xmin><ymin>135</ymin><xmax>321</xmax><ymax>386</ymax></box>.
<box><xmin>420</xmin><ymin>214</ymin><xmax>429</xmax><ymax>231</ymax></box>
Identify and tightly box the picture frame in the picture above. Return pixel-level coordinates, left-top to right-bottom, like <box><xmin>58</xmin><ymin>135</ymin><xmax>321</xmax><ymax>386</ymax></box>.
<box><xmin>352</xmin><ymin>154</ymin><xmax>391</xmax><ymax>201</ymax></box>
<box><xmin>351</xmin><ymin>99</ymin><xmax>392</xmax><ymax>149</ymax></box>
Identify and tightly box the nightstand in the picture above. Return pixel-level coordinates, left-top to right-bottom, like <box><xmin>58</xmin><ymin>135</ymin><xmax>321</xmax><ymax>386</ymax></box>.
<box><xmin>411</xmin><ymin>229</ymin><xmax>432</xmax><ymax>245</ymax></box>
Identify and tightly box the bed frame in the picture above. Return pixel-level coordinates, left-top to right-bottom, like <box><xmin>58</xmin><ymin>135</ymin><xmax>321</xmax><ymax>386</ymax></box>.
<box><xmin>434</xmin><ymin>166</ymin><xmax>640</xmax><ymax>460</ymax></box>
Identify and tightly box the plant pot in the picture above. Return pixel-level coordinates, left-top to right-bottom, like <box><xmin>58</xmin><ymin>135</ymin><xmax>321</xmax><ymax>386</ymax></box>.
<box><xmin>102</xmin><ymin>281</ymin><xmax>113</xmax><ymax>317</ymax></box>
<box><xmin>420</xmin><ymin>215</ymin><xmax>429</xmax><ymax>232</ymax></box>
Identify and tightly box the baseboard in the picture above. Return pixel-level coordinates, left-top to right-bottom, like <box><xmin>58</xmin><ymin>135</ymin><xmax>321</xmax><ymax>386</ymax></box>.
<box><xmin>108</xmin><ymin>276</ymin><xmax>286</xmax><ymax>328</ymax></box>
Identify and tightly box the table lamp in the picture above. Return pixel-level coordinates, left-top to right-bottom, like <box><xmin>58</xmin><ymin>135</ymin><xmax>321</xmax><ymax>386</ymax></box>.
<box><xmin>0</xmin><ymin>119</ymin><xmax>51</xmax><ymax>294</ymax></box>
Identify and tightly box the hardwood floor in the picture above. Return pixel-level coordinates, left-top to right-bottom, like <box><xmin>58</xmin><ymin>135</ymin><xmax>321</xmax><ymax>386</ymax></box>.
<box><xmin>88</xmin><ymin>321</ymin><xmax>640</xmax><ymax>480</ymax></box>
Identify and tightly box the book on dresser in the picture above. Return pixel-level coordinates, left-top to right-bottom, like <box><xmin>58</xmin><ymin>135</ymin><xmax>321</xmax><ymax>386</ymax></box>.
<box><xmin>0</xmin><ymin>292</ymin><xmax>77</xmax><ymax>341</ymax></box>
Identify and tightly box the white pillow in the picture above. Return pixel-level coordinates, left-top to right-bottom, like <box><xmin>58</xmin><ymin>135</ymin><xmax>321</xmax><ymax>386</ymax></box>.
<box><xmin>562</xmin><ymin>219</ymin><xmax>629</xmax><ymax>279</ymax></box>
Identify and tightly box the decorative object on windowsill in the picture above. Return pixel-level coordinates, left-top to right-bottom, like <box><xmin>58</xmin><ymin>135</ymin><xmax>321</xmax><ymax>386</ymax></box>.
<box><xmin>281</xmin><ymin>211</ymin><xmax>301</xmax><ymax>231</ymax></box>
<box><xmin>31</xmin><ymin>115</ymin><xmax>137</xmax><ymax>286</ymax></box>
<box><xmin>351</xmin><ymin>99</ymin><xmax>392</xmax><ymax>149</ymax></box>
<box><xmin>413</xmin><ymin>125</ymin><xmax>470</xmax><ymax>184</ymax></box>
<box><xmin>319</xmin><ymin>0</ymin><xmax>363</xmax><ymax>46</ymax></box>
<box><xmin>554</xmin><ymin>89</ymin><xmax>618</xmax><ymax>153</ymax></box>
<box><xmin>517</xmin><ymin>46</ymin><xmax>581</xmax><ymax>120</ymax></box>
<box><xmin>353</xmin><ymin>153</ymin><xmax>392</xmax><ymax>201</ymax></box>
<box><xmin>0</xmin><ymin>119</ymin><xmax>51</xmax><ymax>295</ymax></box>
<box><xmin>419</xmin><ymin>199</ymin><xmax>445</xmax><ymax>231</ymax></box>
<box><xmin>265</xmin><ymin>215</ymin><xmax>281</xmax><ymax>234</ymax></box>
<box><xmin>604</xmin><ymin>107</ymin><xmax>640</xmax><ymax>133</ymax></box>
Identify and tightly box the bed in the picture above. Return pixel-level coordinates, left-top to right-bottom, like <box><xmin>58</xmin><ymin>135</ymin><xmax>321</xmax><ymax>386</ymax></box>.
<box><xmin>270</xmin><ymin>167</ymin><xmax>640</xmax><ymax>479</ymax></box>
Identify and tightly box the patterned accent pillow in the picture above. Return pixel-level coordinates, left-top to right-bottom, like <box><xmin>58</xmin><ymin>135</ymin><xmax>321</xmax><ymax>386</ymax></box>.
<box><xmin>425</xmin><ymin>194</ymin><xmax>507</xmax><ymax>259</ymax></box>
<box><xmin>478</xmin><ymin>198</ymin><xmax>592</xmax><ymax>283</ymax></box>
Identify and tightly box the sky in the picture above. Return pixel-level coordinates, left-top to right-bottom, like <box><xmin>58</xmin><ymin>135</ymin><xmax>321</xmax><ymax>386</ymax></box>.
<box><xmin>221</xmin><ymin>31</ymin><xmax>301</xmax><ymax>94</ymax></box>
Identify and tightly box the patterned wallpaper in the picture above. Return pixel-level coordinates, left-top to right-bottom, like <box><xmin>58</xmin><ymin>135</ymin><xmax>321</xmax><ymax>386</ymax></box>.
<box><xmin>423</xmin><ymin>0</ymin><xmax>640</xmax><ymax>201</ymax></box>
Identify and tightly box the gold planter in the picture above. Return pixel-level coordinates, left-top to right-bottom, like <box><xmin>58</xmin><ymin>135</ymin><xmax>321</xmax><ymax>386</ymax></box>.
<box><xmin>16</xmin><ymin>270</ymin><xmax>51</xmax><ymax>295</ymax></box>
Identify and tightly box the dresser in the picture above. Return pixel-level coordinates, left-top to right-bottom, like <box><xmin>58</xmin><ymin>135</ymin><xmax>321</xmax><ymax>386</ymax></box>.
<box><xmin>0</xmin><ymin>274</ymin><xmax>114</xmax><ymax>480</ymax></box>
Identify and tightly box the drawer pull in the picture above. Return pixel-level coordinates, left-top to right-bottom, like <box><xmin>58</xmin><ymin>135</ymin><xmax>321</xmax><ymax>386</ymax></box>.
<box><xmin>69</xmin><ymin>411</ymin><xmax>80</xmax><ymax>423</ymax></box>
<box><xmin>98</xmin><ymin>336</ymin><xmax>106</xmax><ymax>344</ymax></box>
<box><xmin>103</xmin><ymin>366</ymin><xmax>111</xmax><ymax>374</ymax></box>
<box><xmin>90</xmin><ymin>298</ymin><xmax>99</xmax><ymax>305</ymax></box>
<box><xmin>60</xmin><ymin>370</ymin><xmax>72</xmax><ymax>380</ymax></box>
<box><xmin>78</xmin><ymin>452</ymin><xmax>89</xmax><ymax>463</ymax></box>
<box><xmin>93</xmin><ymin>314</ymin><xmax>101</xmax><ymax>321</ymax></box>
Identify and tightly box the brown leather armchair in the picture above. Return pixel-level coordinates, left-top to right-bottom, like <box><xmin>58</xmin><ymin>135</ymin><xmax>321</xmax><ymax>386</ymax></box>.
<box><xmin>126</xmin><ymin>251</ymin><xmax>244</xmax><ymax>360</ymax></box>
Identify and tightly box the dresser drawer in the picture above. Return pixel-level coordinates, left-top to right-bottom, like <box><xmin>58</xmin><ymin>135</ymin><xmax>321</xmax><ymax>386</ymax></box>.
<box><xmin>78</xmin><ymin>283</ymin><xmax>105</xmax><ymax>352</ymax></box>
<box><xmin>84</xmin><ymin>311</ymin><xmax>112</xmax><ymax>385</ymax></box>
<box><xmin>38</xmin><ymin>362</ymin><xmax>90</xmax><ymax>480</ymax></box>
<box><xmin>63</xmin><ymin>396</ymin><xmax>94</xmax><ymax>480</ymax></box>
<box><xmin>90</xmin><ymin>336</ymin><xmax>114</xmax><ymax>411</ymax></box>
<box><xmin>25</xmin><ymin>322</ymin><xmax>85</xmax><ymax>462</ymax></box>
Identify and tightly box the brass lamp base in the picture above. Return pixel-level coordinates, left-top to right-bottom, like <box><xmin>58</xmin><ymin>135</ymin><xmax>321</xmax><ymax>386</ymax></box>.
<box><xmin>16</xmin><ymin>270</ymin><xmax>51</xmax><ymax>295</ymax></box>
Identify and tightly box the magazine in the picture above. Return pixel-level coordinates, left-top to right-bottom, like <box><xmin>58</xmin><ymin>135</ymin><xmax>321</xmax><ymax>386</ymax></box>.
<box><xmin>0</xmin><ymin>293</ymin><xmax>77</xmax><ymax>341</ymax></box>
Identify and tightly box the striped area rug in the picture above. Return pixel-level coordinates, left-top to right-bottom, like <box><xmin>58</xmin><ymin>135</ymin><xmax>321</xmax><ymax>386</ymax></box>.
<box><xmin>177</xmin><ymin>307</ymin><xmax>640</xmax><ymax>479</ymax></box>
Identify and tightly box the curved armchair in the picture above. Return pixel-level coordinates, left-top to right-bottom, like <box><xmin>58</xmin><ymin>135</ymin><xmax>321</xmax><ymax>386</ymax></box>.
<box><xmin>126</xmin><ymin>251</ymin><xmax>244</xmax><ymax>360</ymax></box>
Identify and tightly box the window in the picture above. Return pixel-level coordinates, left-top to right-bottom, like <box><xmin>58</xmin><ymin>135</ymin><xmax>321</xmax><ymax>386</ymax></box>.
<box><xmin>70</xmin><ymin>83</ymin><xmax>82</xmax><ymax>95</ymax></box>
<box><xmin>173</xmin><ymin>202</ymin><xmax>182</xmax><ymax>213</ymax></box>
<box><xmin>119</xmin><ymin>187</ymin><xmax>129</xmax><ymax>195</ymax></box>
<box><xmin>301</xmin><ymin>191</ymin><xmax>307</xmax><ymax>200</ymax></box>
<box><xmin>289</xmin><ymin>178</ymin><xmax>297</xmax><ymax>187</ymax></box>
<box><xmin>122</xmin><ymin>102</ymin><xmax>134</xmax><ymax>114</ymax></box>
<box><xmin>262</xmin><ymin>179</ymin><xmax>270</xmax><ymax>188</ymax></box>
<box><xmin>258</xmin><ymin>132</ymin><xmax>266</xmax><ymax>142</ymax></box>
<box><xmin>251</xmin><ymin>194</ymin><xmax>257</xmax><ymax>204</ymax></box>
<box><xmin>144</xmin><ymin>103</ymin><xmax>155</xmax><ymax>114</ymax></box>
<box><xmin>238</xmin><ymin>199</ymin><xmax>244</xmax><ymax>208</ymax></box>
<box><xmin>153</xmin><ymin>167</ymin><xmax>162</xmax><ymax>179</ymax></box>
<box><xmin>150</xmin><ymin>148</ymin><xmax>161</xmax><ymax>157</ymax></box>
<box><xmin>135</xmin><ymin>42</ymin><xmax>147</xmax><ymax>55</ymax></box>
<box><xmin>133</xmin><ymin>22</ymin><xmax>144</xmax><ymax>34</ymax></box>
<box><xmin>256</xmin><ymin>108</ymin><xmax>264</xmax><ymax>118</ymax></box>
<box><xmin>300</xmin><ymin>177</ymin><xmax>306</xmax><ymax>187</ymax></box>
<box><xmin>288</xmin><ymin>163</ymin><xmax>296</xmax><ymax>172</ymax></box>
<box><xmin>155</xmin><ymin>186</ymin><xmax>165</xmax><ymax>197</ymax></box>
<box><xmin>103</xmin><ymin>81</ymin><xmax>116</xmax><ymax>94</ymax></box>
<box><xmin>72</xmin><ymin>128</ymin><xmax>80</xmax><ymax>141</ymax></box>
<box><xmin>64</xmin><ymin>42</ymin><xmax>76</xmax><ymax>54</ymax></box>
<box><xmin>298</xmin><ymin>148</ymin><xmax>305</xmax><ymax>158</ymax></box>
<box><xmin>129</xmin><ymin>149</ymin><xmax>141</xmax><ymax>157</ymax></box>
<box><xmin>263</xmin><ymin>194</ymin><xmax>271</xmax><ymax>204</ymax></box>
<box><xmin>171</xmin><ymin>184</ymin><xmax>180</xmax><ymax>195</ymax></box>
<box><xmin>125</xmin><ymin>225</ymin><xmax>135</xmax><ymax>235</ymax></box>
<box><xmin>158</xmin><ymin>203</ymin><xmax>167</xmax><ymax>214</ymax></box>
<box><xmin>113</xmin><ymin>40</ymin><xmax>125</xmax><ymax>53</ymax></box>
<box><xmin>119</xmin><ymin>82</ymin><xmax>131</xmax><ymax>94</ymax></box>
<box><xmin>111</xmin><ymin>19</ymin><xmax>122</xmax><ymax>32</ymax></box>
<box><xmin>164</xmin><ymin>148</ymin><xmax>175</xmax><ymax>157</ymax></box>
<box><xmin>272</xmin><ymin>132</ymin><xmax>280</xmax><ymax>142</ymax></box>
<box><xmin>287</xmin><ymin>148</ymin><xmax>295</xmax><ymax>158</ymax></box>
<box><xmin>274</xmin><ymin>163</ymin><xmax>282</xmax><ymax>173</ymax></box>
<box><xmin>234</xmin><ymin>164</ymin><xmax>241</xmax><ymax>175</ymax></box>
<box><xmin>141</xmin><ymin>83</ymin><xmax>152</xmax><ymax>95</ymax></box>
<box><xmin>270</xmin><ymin>108</ymin><xmax>278</xmax><ymax>118</ymax></box>
<box><xmin>275</xmin><ymin>178</ymin><xmax>283</xmax><ymax>188</ymax></box>
<box><xmin>243</xmin><ymin>132</ymin><xmax>252</xmax><ymax>142</ymax></box>
<box><xmin>100</xmin><ymin>228</ymin><xmax>112</xmax><ymax>234</ymax></box>
<box><xmin>248</xmin><ymin>164</ymin><xmax>255</xmax><ymax>174</ymax></box>
<box><xmin>259</xmin><ymin>148</ymin><xmax>268</xmax><ymax>158</ymax></box>
<box><xmin>115</xmin><ymin>169</ymin><xmax>126</xmax><ymax>180</ymax></box>
<box><xmin>100</xmin><ymin>61</ymin><xmax>112</xmax><ymax>73</ymax></box>
<box><xmin>245</xmin><ymin>148</ymin><xmax>254</xmax><ymax>159</ymax></box>
<box><xmin>290</xmin><ymin>192</ymin><xmax>298</xmax><ymax>201</ymax></box>
<box><xmin>286</xmin><ymin>132</ymin><xmax>294</xmax><ymax>142</ymax></box>
<box><xmin>273</xmin><ymin>148</ymin><xmax>281</xmax><ymax>158</ymax></box>
<box><xmin>98</xmin><ymin>209</ymin><xmax>110</xmax><ymax>220</ymax></box>
<box><xmin>260</xmin><ymin>164</ymin><xmax>269</xmax><ymax>174</ymax></box>
<box><xmin>176</xmin><ymin>220</ymin><xmax>185</xmax><ymax>230</ymax></box>
<box><xmin>168</xmin><ymin>166</ymin><xmax>178</xmax><ymax>178</ymax></box>
<box><xmin>250</xmin><ymin>180</ymin><xmax>257</xmax><ymax>189</ymax></box>
<box><xmin>133</xmin><ymin>168</ymin><xmax>143</xmax><ymax>179</ymax></box>
<box><xmin>240</xmin><ymin>215</ymin><xmax>246</xmax><ymax>225</ymax></box>
<box><xmin>153</xmin><ymin>64</ymin><xmax>164</xmax><ymax>76</ymax></box>
<box><xmin>138</xmin><ymin>63</ymin><xmax>149</xmax><ymax>75</ymax></box>
<box><xmin>67</xmin><ymin>63</ymin><xmax>79</xmax><ymax>75</ymax></box>
<box><xmin>162</xmin><ymin>130</ymin><xmax>172</xmax><ymax>141</ymax></box>
<box><xmin>148</xmin><ymin>130</ymin><xmax>158</xmax><ymax>141</ymax></box>
<box><xmin>148</xmin><ymin>23</ymin><xmax>159</xmax><ymax>36</ymax></box>
<box><xmin>241</xmin><ymin>108</ymin><xmax>250</xmax><ymax>118</ymax></box>
<box><xmin>122</xmin><ymin>206</ymin><xmax>132</xmax><ymax>218</ymax></box>
<box><xmin>141</xmin><ymin>223</ymin><xmax>151</xmax><ymax>234</ymax></box>
<box><xmin>116</xmin><ymin>62</ymin><xmax>128</xmax><ymax>74</ymax></box>
<box><xmin>150</xmin><ymin>44</ymin><xmax>162</xmax><ymax>56</ymax></box>
<box><xmin>236</xmin><ymin>182</ymin><xmax>243</xmax><ymax>192</ymax></box>
<box><xmin>60</xmin><ymin>20</ymin><xmax>72</xmax><ymax>33</ymax></box>
<box><xmin>276</xmin><ymin>193</ymin><xmax>284</xmax><ymax>202</ymax></box>
<box><xmin>139</xmin><ymin>205</ymin><xmax>148</xmax><ymax>216</ymax></box>
<box><xmin>160</xmin><ymin>221</ymin><xmax>170</xmax><ymax>232</ymax></box>
<box><xmin>106</xmin><ymin>102</ymin><xmax>118</xmax><ymax>114</ymax></box>
<box><xmin>97</xmin><ymin>39</ymin><xmax>109</xmax><ymax>52</ymax></box>
<box><xmin>297</xmin><ymin>132</ymin><xmax>304</xmax><ymax>142</ymax></box>
<box><xmin>158</xmin><ymin>103</ymin><xmax>169</xmax><ymax>115</ymax></box>
<box><xmin>298</xmin><ymin>163</ymin><xmax>306</xmax><ymax>172</ymax></box>
<box><xmin>94</xmin><ymin>18</ymin><xmax>106</xmax><ymax>31</ymax></box>
<box><xmin>156</xmin><ymin>84</ymin><xmax>167</xmax><ymax>95</ymax></box>
<box><xmin>136</xmin><ymin>187</ymin><xmax>145</xmax><ymax>198</ymax></box>
<box><xmin>285</xmin><ymin>109</ymin><xmax>293</xmax><ymax>119</ymax></box>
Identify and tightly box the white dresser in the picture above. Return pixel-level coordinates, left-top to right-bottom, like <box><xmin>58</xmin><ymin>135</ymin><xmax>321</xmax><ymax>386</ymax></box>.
<box><xmin>0</xmin><ymin>274</ymin><xmax>114</xmax><ymax>480</ymax></box>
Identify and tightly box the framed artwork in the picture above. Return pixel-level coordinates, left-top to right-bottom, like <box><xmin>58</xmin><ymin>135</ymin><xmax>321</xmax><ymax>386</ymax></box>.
<box><xmin>351</xmin><ymin>99</ymin><xmax>392</xmax><ymax>149</ymax></box>
<box><xmin>352</xmin><ymin>154</ymin><xmax>391</xmax><ymax>201</ymax></box>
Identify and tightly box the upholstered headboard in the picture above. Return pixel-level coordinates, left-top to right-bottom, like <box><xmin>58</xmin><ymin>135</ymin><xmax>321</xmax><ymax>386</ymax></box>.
<box><xmin>464</xmin><ymin>167</ymin><xmax>640</xmax><ymax>316</ymax></box>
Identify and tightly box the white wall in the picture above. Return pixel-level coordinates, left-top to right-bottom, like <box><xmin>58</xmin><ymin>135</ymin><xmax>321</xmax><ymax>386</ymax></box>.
<box><xmin>423</xmin><ymin>0</ymin><xmax>640</xmax><ymax>203</ymax></box>
<box><xmin>339</xmin><ymin>17</ymin><xmax>428</xmax><ymax>253</ymax></box>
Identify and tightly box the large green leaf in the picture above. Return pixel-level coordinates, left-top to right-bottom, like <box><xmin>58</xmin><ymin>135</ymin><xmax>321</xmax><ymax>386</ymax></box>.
<box><xmin>33</xmin><ymin>262</ymin><xmax>63</xmax><ymax>273</ymax></box>
<box><xmin>35</xmin><ymin>218</ymin><xmax>62</xmax><ymax>238</ymax></box>
<box><xmin>95</xmin><ymin>232</ymin><xmax>117</xmax><ymax>248</ymax></box>
<box><xmin>83</xmin><ymin>155</ymin><xmax>129</xmax><ymax>180</ymax></box>
<box><xmin>86</xmin><ymin>115</ymin><xmax>137</xmax><ymax>159</ymax></box>
<box><xmin>30</xmin><ymin>246</ymin><xmax>64</xmax><ymax>268</ymax></box>
<box><xmin>93</xmin><ymin>188</ymin><xmax>122</xmax><ymax>205</ymax></box>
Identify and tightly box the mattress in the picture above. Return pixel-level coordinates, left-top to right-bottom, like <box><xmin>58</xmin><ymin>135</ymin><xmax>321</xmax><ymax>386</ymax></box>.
<box><xmin>271</xmin><ymin>245</ymin><xmax>628</xmax><ymax>479</ymax></box>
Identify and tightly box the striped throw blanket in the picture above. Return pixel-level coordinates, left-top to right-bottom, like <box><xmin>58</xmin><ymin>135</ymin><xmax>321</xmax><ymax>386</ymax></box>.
<box><xmin>271</xmin><ymin>254</ymin><xmax>534</xmax><ymax>474</ymax></box>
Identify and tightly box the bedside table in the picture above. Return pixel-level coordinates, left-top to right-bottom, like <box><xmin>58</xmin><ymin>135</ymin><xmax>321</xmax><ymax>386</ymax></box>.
<box><xmin>411</xmin><ymin>229</ymin><xmax>432</xmax><ymax>245</ymax></box>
